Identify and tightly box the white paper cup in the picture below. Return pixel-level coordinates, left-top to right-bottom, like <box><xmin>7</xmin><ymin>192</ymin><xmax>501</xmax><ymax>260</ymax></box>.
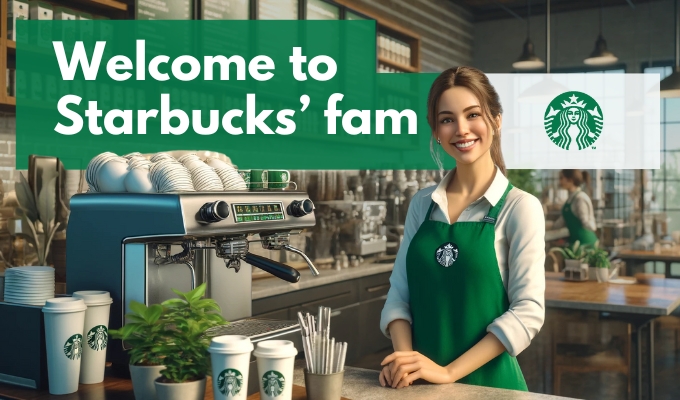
<box><xmin>72</xmin><ymin>291</ymin><xmax>113</xmax><ymax>384</ymax></box>
<box><xmin>42</xmin><ymin>297</ymin><xmax>88</xmax><ymax>395</ymax></box>
<box><xmin>208</xmin><ymin>335</ymin><xmax>254</xmax><ymax>400</ymax></box>
<box><xmin>254</xmin><ymin>340</ymin><xmax>298</xmax><ymax>400</ymax></box>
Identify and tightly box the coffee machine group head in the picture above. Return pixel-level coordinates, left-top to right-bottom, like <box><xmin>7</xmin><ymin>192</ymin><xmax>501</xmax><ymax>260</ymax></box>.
<box><xmin>66</xmin><ymin>191</ymin><xmax>317</xmax><ymax>364</ymax></box>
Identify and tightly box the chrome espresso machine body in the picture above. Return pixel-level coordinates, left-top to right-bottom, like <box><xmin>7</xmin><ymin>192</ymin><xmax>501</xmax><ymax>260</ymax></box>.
<box><xmin>66</xmin><ymin>191</ymin><xmax>317</xmax><ymax>367</ymax></box>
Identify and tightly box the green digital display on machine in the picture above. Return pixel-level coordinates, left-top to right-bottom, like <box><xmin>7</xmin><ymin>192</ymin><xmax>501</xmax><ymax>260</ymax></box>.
<box><xmin>232</xmin><ymin>202</ymin><xmax>285</xmax><ymax>223</ymax></box>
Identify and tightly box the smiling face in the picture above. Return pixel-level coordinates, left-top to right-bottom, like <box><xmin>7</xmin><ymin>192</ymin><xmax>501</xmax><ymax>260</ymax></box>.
<box><xmin>567</xmin><ymin>108</ymin><xmax>580</xmax><ymax>123</ymax></box>
<box><xmin>435</xmin><ymin>87</ymin><xmax>500</xmax><ymax>167</ymax></box>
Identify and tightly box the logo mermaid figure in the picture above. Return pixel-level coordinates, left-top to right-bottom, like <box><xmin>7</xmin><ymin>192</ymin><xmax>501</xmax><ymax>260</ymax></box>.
<box><xmin>544</xmin><ymin>92</ymin><xmax>603</xmax><ymax>150</ymax></box>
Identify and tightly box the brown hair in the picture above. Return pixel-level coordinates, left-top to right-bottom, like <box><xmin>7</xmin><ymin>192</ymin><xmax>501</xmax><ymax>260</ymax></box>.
<box><xmin>560</xmin><ymin>169</ymin><xmax>591</xmax><ymax>187</ymax></box>
<box><xmin>426</xmin><ymin>66</ymin><xmax>506</xmax><ymax>175</ymax></box>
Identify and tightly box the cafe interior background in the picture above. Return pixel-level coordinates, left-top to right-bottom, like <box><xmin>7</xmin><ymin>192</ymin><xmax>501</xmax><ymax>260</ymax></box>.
<box><xmin>0</xmin><ymin>0</ymin><xmax>679</xmax><ymax>399</ymax></box>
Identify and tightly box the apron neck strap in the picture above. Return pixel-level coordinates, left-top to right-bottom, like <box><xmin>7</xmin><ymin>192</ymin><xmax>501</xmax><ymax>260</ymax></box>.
<box><xmin>483</xmin><ymin>182</ymin><xmax>514</xmax><ymax>224</ymax></box>
<box><xmin>426</xmin><ymin>198</ymin><xmax>438</xmax><ymax>220</ymax></box>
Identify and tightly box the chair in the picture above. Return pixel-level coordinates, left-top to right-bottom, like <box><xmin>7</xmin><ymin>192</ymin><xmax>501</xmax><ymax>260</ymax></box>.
<box><xmin>552</xmin><ymin>311</ymin><xmax>631</xmax><ymax>398</ymax></box>
<box><xmin>545</xmin><ymin>248</ymin><xmax>565</xmax><ymax>272</ymax></box>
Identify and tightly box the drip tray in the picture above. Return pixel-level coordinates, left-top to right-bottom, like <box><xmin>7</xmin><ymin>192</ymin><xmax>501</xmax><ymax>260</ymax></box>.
<box><xmin>205</xmin><ymin>318</ymin><xmax>300</xmax><ymax>342</ymax></box>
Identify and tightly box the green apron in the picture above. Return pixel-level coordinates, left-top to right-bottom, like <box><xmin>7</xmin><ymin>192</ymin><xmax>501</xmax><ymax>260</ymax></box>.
<box><xmin>562</xmin><ymin>190</ymin><xmax>598</xmax><ymax>246</ymax></box>
<box><xmin>405</xmin><ymin>182</ymin><xmax>527</xmax><ymax>391</ymax></box>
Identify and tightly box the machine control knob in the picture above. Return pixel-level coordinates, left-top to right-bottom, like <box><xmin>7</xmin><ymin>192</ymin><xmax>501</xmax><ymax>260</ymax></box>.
<box><xmin>287</xmin><ymin>199</ymin><xmax>314</xmax><ymax>217</ymax></box>
<box><xmin>198</xmin><ymin>201</ymin><xmax>230</xmax><ymax>223</ymax></box>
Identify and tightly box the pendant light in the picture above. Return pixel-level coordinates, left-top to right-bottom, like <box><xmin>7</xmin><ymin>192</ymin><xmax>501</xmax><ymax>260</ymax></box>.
<box><xmin>584</xmin><ymin>0</ymin><xmax>618</xmax><ymax>66</ymax></box>
<box><xmin>513</xmin><ymin>0</ymin><xmax>545</xmax><ymax>70</ymax></box>
<box><xmin>518</xmin><ymin>0</ymin><xmax>568</xmax><ymax>102</ymax></box>
<box><xmin>661</xmin><ymin>0</ymin><xmax>680</xmax><ymax>98</ymax></box>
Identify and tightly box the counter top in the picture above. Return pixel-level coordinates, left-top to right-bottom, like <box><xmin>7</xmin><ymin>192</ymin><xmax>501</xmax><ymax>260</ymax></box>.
<box><xmin>252</xmin><ymin>262</ymin><xmax>394</xmax><ymax>299</ymax></box>
<box><xmin>291</xmin><ymin>361</ymin><xmax>577</xmax><ymax>400</ymax></box>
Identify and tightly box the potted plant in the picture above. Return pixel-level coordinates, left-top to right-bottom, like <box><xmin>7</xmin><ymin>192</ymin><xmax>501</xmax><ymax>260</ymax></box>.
<box><xmin>154</xmin><ymin>283</ymin><xmax>227</xmax><ymax>400</ymax></box>
<box><xmin>109</xmin><ymin>301</ymin><xmax>167</xmax><ymax>400</ymax></box>
<box><xmin>585</xmin><ymin>241</ymin><xmax>615</xmax><ymax>282</ymax></box>
<box><xmin>550</xmin><ymin>240</ymin><xmax>589</xmax><ymax>274</ymax></box>
<box><xmin>13</xmin><ymin>173</ymin><xmax>60</xmax><ymax>267</ymax></box>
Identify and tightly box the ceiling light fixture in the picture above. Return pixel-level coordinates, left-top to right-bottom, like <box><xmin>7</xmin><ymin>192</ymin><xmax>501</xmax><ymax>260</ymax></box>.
<box><xmin>513</xmin><ymin>0</ymin><xmax>545</xmax><ymax>70</ymax></box>
<box><xmin>661</xmin><ymin>0</ymin><xmax>680</xmax><ymax>98</ymax></box>
<box><xmin>584</xmin><ymin>0</ymin><xmax>618</xmax><ymax>66</ymax></box>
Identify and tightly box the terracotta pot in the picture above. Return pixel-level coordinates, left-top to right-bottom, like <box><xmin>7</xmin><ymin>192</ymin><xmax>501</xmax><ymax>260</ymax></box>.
<box><xmin>130</xmin><ymin>364</ymin><xmax>165</xmax><ymax>400</ymax></box>
<box><xmin>155</xmin><ymin>376</ymin><xmax>206</xmax><ymax>400</ymax></box>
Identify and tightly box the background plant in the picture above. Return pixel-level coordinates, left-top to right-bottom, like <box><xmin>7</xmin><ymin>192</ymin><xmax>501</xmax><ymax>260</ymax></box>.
<box><xmin>585</xmin><ymin>241</ymin><xmax>611</xmax><ymax>269</ymax></box>
<box><xmin>550</xmin><ymin>240</ymin><xmax>588</xmax><ymax>261</ymax></box>
<box><xmin>156</xmin><ymin>283</ymin><xmax>227</xmax><ymax>383</ymax></box>
<box><xmin>109</xmin><ymin>301</ymin><xmax>166</xmax><ymax>366</ymax></box>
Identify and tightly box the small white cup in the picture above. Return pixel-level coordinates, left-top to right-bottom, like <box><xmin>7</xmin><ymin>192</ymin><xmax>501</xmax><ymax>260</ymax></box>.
<box><xmin>72</xmin><ymin>291</ymin><xmax>113</xmax><ymax>384</ymax></box>
<box><xmin>208</xmin><ymin>335</ymin><xmax>254</xmax><ymax>400</ymax></box>
<box><xmin>42</xmin><ymin>297</ymin><xmax>88</xmax><ymax>395</ymax></box>
<box><xmin>254</xmin><ymin>340</ymin><xmax>298</xmax><ymax>400</ymax></box>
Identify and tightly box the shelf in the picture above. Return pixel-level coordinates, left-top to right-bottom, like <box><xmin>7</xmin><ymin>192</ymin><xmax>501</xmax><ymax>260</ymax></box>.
<box><xmin>378</xmin><ymin>56</ymin><xmax>418</xmax><ymax>73</ymax></box>
<box><xmin>7</xmin><ymin>40</ymin><xmax>14</xmax><ymax>56</ymax></box>
<box><xmin>63</xmin><ymin>0</ymin><xmax>128</xmax><ymax>12</ymax></box>
<box><xmin>0</xmin><ymin>96</ymin><xmax>15</xmax><ymax>112</ymax></box>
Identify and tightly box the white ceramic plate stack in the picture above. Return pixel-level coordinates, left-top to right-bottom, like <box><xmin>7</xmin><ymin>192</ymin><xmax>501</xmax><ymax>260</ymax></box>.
<box><xmin>149</xmin><ymin>159</ymin><xmax>195</xmax><ymax>193</ymax></box>
<box><xmin>205</xmin><ymin>157</ymin><xmax>247</xmax><ymax>191</ymax></box>
<box><xmin>179</xmin><ymin>154</ymin><xmax>224</xmax><ymax>191</ymax></box>
<box><xmin>3</xmin><ymin>266</ymin><xmax>55</xmax><ymax>306</ymax></box>
<box><xmin>125</xmin><ymin>160</ymin><xmax>155</xmax><ymax>193</ymax></box>
<box><xmin>85</xmin><ymin>152</ymin><xmax>119</xmax><ymax>193</ymax></box>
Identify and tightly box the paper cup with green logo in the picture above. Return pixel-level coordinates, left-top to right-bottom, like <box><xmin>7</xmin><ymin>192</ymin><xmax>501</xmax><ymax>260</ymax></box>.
<box><xmin>208</xmin><ymin>335</ymin><xmax>254</xmax><ymax>400</ymax></box>
<box><xmin>250</xmin><ymin>170</ymin><xmax>268</xmax><ymax>190</ymax></box>
<box><xmin>42</xmin><ymin>297</ymin><xmax>88</xmax><ymax>395</ymax></box>
<box><xmin>72</xmin><ymin>291</ymin><xmax>113</xmax><ymax>384</ymax></box>
<box><xmin>254</xmin><ymin>340</ymin><xmax>298</xmax><ymax>400</ymax></box>
<box><xmin>267</xmin><ymin>170</ymin><xmax>290</xmax><ymax>189</ymax></box>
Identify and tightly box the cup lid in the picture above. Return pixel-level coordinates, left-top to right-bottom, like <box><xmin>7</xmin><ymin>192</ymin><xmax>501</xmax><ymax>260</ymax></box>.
<box><xmin>253</xmin><ymin>340</ymin><xmax>298</xmax><ymax>359</ymax></box>
<box><xmin>42</xmin><ymin>297</ymin><xmax>87</xmax><ymax>313</ymax></box>
<box><xmin>72</xmin><ymin>290</ymin><xmax>113</xmax><ymax>306</ymax></box>
<box><xmin>208</xmin><ymin>335</ymin><xmax>254</xmax><ymax>354</ymax></box>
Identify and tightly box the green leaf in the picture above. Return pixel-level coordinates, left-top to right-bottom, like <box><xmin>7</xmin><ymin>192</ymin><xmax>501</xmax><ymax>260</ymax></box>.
<box><xmin>36</xmin><ymin>177</ymin><xmax>56</xmax><ymax>228</ymax></box>
<box><xmin>146</xmin><ymin>304</ymin><xmax>163</xmax><ymax>323</ymax></box>
<box><xmin>129</xmin><ymin>301</ymin><xmax>148</xmax><ymax>317</ymax></box>
<box><xmin>15</xmin><ymin>173</ymin><xmax>37</xmax><ymax>222</ymax></box>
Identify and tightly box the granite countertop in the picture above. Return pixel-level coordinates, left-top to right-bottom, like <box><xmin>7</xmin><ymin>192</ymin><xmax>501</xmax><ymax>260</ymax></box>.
<box><xmin>252</xmin><ymin>262</ymin><xmax>394</xmax><ymax>300</ymax></box>
<box><xmin>291</xmin><ymin>361</ymin><xmax>578</xmax><ymax>400</ymax></box>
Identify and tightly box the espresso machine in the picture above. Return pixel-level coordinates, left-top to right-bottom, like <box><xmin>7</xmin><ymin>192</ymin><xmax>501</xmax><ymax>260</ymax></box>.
<box><xmin>66</xmin><ymin>191</ymin><xmax>318</xmax><ymax>388</ymax></box>
<box><xmin>315</xmin><ymin>200</ymin><xmax>387</xmax><ymax>258</ymax></box>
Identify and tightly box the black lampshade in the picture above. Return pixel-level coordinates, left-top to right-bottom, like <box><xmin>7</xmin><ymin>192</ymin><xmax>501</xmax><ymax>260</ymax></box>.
<box><xmin>513</xmin><ymin>37</ymin><xmax>545</xmax><ymax>70</ymax></box>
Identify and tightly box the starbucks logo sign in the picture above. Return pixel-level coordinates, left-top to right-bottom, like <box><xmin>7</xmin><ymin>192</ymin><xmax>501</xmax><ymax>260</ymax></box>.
<box><xmin>87</xmin><ymin>325</ymin><xmax>108</xmax><ymax>351</ymax></box>
<box><xmin>544</xmin><ymin>92</ymin><xmax>603</xmax><ymax>150</ymax></box>
<box><xmin>217</xmin><ymin>368</ymin><xmax>243</xmax><ymax>397</ymax></box>
<box><xmin>64</xmin><ymin>334</ymin><xmax>83</xmax><ymax>360</ymax></box>
<box><xmin>262</xmin><ymin>370</ymin><xmax>285</xmax><ymax>397</ymax></box>
<box><xmin>435</xmin><ymin>242</ymin><xmax>458</xmax><ymax>267</ymax></box>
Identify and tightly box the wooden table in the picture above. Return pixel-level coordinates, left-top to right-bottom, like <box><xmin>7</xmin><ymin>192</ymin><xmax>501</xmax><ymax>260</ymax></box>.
<box><xmin>616</xmin><ymin>248</ymin><xmax>680</xmax><ymax>278</ymax></box>
<box><xmin>544</xmin><ymin>272</ymin><xmax>680</xmax><ymax>400</ymax></box>
<box><xmin>0</xmin><ymin>375</ymin><xmax>335</xmax><ymax>400</ymax></box>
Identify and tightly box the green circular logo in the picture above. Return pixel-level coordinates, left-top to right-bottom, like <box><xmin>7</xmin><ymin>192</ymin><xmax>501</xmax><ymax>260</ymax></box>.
<box><xmin>217</xmin><ymin>368</ymin><xmax>244</xmax><ymax>397</ymax></box>
<box><xmin>87</xmin><ymin>325</ymin><xmax>108</xmax><ymax>351</ymax></box>
<box><xmin>544</xmin><ymin>91</ymin><xmax>603</xmax><ymax>150</ymax></box>
<box><xmin>262</xmin><ymin>370</ymin><xmax>285</xmax><ymax>397</ymax></box>
<box><xmin>63</xmin><ymin>334</ymin><xmax>83</xmax><ymax>360</ymax></box>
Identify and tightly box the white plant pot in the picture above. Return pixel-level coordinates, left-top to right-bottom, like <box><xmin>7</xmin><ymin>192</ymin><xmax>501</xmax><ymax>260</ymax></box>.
<box><xmin>155</xmin><ymin>376</ymin><xmax>206</xmax><ymax>400</ymax></box>
<box><xmin>130</xmin><ymin>364</ymin><xmax>165</xmax><ymax>400</ymax></box>
<box><xmin>596</xmin><ymin>268</ymin><xmax>611</xmax><ymax>283</ymax></box>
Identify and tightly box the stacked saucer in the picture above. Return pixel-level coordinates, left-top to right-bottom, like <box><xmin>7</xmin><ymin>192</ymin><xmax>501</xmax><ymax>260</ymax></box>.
<box><xmin>179</xmin><ymin>154</ymin><xmax>224</xmax><ymax>191</ymax></box>
<box><xmin>3</xmin><ymin>266</ymin><xmax>55</xmax><ymax>306</ymax></box>
<box><xmin>85</xmin><ymin>152</ymin><xmax>119</xmax><ymax>192</ymax></box>
<box><xmin>149</xmin><ymin>159</ymin><xmax>195</xmax><ymax>193</ymax></box>
<box><xmin>205</xmin><ymin>157</ymin><xmax>247</xmax><ymax>191</ymax></box>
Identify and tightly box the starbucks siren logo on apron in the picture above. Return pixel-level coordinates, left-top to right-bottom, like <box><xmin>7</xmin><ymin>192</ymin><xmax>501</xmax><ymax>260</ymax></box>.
<box><xmin>262</xmin><ymin>370</ymin><xmax>285</xmax><ymax>397</ymax></box>
<box><xmin>64</xmin><ymin>334</ymin><xmax>83</xmax><ymax>360</ymax></box>
<box><xmin>87</xmin><ymin>325</ymin><xmax>108</xmax><ymax>351</ymax></box>
<box><xmin>544</xmin><ymin>91</ymin><xmax>603</xmax><ymax>151</ymax></box>
<box><xmin>435</xmin><ymin>242</ymin><xmax>459</xmax><ymax>267</ymax></box>
<box><xmin>217</xmin><ymin>368</ymin><xmax>243</xmax><ymax>396</ymax></box>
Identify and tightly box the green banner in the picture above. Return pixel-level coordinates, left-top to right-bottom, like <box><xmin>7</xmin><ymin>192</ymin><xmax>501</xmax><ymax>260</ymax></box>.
<box><xmin>17</xmin><ymin>20</ymin><xmax>451</xmax><ymax>170</ymax></box>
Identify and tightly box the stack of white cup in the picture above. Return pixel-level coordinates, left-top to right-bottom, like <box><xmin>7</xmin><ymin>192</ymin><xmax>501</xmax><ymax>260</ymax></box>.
<box><xmin>41</xmin><ymin>291</ymin><xmax>112</xmax><ymax>395</ymax></box>
<box><xmin>73</xmin><ymin>291</ymin><xmax>113</xmax><ymax>384</ymax></box>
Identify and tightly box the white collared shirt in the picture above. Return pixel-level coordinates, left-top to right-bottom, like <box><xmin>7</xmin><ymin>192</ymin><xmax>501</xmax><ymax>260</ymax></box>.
<box><xmin>380</xmin><ymin>167</ymin><xmax>546</xmax><ymax>357</ymax></box>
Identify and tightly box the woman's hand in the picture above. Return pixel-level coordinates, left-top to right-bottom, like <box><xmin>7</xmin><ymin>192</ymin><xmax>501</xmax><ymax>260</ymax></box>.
<box><xmin>380</xmin><ymin>351</ymin><xmax>455</xmax><ymax>389</ymax></box>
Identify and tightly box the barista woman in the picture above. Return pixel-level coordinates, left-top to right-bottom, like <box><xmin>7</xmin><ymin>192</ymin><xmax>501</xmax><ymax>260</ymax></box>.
<box><xmin>378</xmin><ymin>67</ymin><xmax>545</xmax><ymax>391</ymax></box>
<box><xmin>552</xmin><ymin>169</ymin><xmax>598</xmax><ymax>246</ymax></box>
